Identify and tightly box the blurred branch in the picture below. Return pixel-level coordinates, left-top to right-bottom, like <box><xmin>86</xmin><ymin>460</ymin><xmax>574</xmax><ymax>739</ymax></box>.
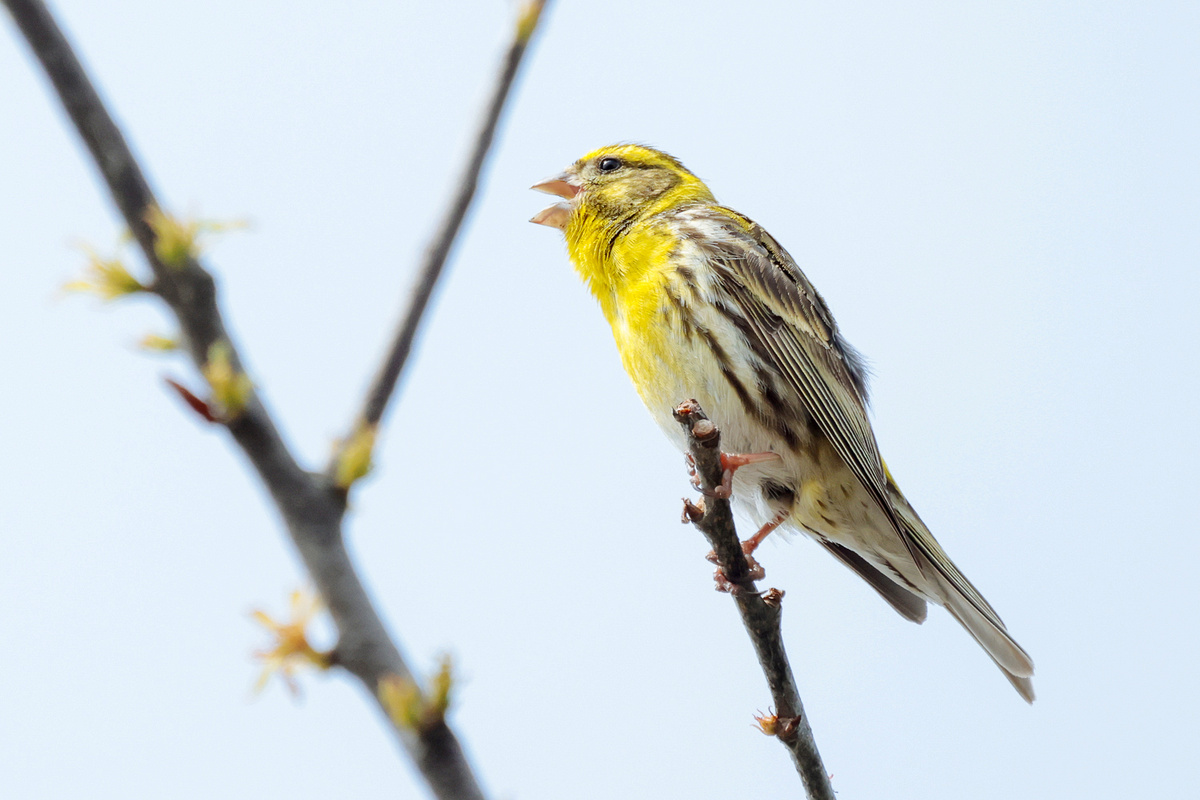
<box><xmin>330</xmin><ymin>0</ymin><xmax>549</xmax><ymax>475</ymax></box>
<box><xmin>3</xmin><ymin>0</ymin><xmax>550</xmax><ymax>798</ymax></box>
<box><xmin>673</xmin><ymin>400</ymin><xmax>836</xmax><ymax>800</ymax></box>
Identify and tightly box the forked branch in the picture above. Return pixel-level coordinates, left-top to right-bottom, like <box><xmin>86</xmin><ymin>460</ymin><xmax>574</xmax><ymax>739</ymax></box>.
<box><xmin>4</xmin><ymin>1</ymin><xmax>550</xmax><ymax>798</ymax></box>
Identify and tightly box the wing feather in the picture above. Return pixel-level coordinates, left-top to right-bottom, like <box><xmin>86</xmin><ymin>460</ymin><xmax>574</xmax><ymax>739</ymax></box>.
<box><xmin>674</xmin><ymin>207</ymin><xmax>915</xmax><ymax>554</ymax></box>
<box><xmin>819</xmin><ymin>540</ymin><xmax>928</xmax><ymax>623</ymax></box>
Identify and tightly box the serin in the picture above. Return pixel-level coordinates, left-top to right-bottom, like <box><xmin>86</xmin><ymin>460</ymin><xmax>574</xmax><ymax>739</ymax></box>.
<box><xmin>531</xmin><ymin>144</ymin><xmax>1035</xmax><ymax>702</ymax></box>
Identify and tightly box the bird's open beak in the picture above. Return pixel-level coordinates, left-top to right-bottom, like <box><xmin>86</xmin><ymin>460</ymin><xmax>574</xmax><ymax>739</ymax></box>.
<box><xmin>530</xmin><ymin>171</ymin><xmax>581</xmax><ymax>230</ymax></box>
<box><xmin>531</xmin><ymin>175</ymin><xmax>580</xmax><ymax>200</ymax></box>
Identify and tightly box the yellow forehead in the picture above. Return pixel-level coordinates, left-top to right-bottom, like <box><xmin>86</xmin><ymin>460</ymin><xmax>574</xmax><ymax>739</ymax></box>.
<box><xmin>576</xmin><ymin>143</ymin><xmax>689</xmax><ymax>172</ymax></box>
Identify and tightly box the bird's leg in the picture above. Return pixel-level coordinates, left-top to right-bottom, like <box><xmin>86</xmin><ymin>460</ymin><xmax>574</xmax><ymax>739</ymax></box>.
<box><xmin>741</xmin><ymin>510</ymin><xmax>787</xmax><ymax>556</ymax></box>
<box><xmin>689</xmin><ymin>448</ymin><xmax>782</xmax><ymax>591</ymax></box>
<box><xmin>704</xmin><ymin>451</ymin><xmax>781</xmax><ymax>499</ymax></box>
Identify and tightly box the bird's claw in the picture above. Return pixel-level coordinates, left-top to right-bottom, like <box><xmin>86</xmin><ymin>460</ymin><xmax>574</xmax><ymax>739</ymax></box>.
<box><xmin>685</xmin><ymin>454</ymin><xmax>703</xmax><ymax>492</ymax></box>
<box><xmin>707</xmin><ymin>549</ymin><xmax>766</xmax><ymax>593</ymax></box>
<box><xmin>698</xmin><ymin>468</ymin><xmax>734</xmax><ymax>499</ymax></box>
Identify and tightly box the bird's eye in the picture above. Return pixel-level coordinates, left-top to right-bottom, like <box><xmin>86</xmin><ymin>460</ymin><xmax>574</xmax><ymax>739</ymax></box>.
<box><xmin>598</xmin><ymin>157</ymin><xmax>622</xmax><ymax>173</ymax></box>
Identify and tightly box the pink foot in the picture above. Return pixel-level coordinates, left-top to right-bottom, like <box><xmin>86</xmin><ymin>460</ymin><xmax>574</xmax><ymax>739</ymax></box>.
<box><xmin>701</xmin><ymin>451</ymin><xmax>781</xmax><ymax>499</ymax></box>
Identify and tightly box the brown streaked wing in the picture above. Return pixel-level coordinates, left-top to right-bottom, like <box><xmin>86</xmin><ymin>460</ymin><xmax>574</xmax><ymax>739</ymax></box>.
<box><xmin>669</xmin><ymin>205</ymin><xmax>917</xmax><ymax>556</ymax></box>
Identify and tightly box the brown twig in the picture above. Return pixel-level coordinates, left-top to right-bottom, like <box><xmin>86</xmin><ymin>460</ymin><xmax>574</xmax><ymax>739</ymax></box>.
<box><xmin>329</xmin><ymin>1</ymin><xmax>550</xmax><ymax>480</ymax></box>
<box><xmin>673</xmin><ymin>399</ymin><xmax>836</xmax><ymax>800</ymax></box>
<box><xmin>4</xmin><ymin>1</ymin><xmax>550</xmax><ymax>797</ymax></box>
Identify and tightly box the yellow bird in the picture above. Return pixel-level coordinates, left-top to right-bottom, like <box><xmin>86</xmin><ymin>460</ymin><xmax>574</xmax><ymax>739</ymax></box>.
<box><xmin>531</xmin><ymin>144</ymin><xmax>1035</xmax><ymax>702</ymax></box>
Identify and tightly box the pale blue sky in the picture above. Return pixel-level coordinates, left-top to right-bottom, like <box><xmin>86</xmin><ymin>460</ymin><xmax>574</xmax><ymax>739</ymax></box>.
<box><xmin>3</xmin><ymin>1</ymin><xmax>1198</xmax><ymax>797</ymax></box>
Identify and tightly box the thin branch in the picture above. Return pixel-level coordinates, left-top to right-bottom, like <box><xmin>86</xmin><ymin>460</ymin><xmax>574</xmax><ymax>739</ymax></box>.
<box><xmin>3</xmin><ymin>1</ymin><xmax>548</xmax><ymax>798</ymax></box>
<box><xmin>331</xmin><ymin>0</ymin><xmax>550</xmax><ymax>475</ymax></box>
<box><xmin>673</xmin><ymin>400</ymin><xmax>836</xmax><ymax>800</ymax></box>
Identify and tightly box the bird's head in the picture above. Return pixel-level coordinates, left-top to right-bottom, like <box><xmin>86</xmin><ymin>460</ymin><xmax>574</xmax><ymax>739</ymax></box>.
<box><xmin>530</xmin><ymin>144</ymin><xmax>714</xmax><ymax>232</ymax></box>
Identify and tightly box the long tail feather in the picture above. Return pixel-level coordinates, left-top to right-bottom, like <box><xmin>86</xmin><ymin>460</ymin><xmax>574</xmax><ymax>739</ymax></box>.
<box><xmin>946</xmin><ymin>605</ymin><xmax>1036</xmax><ymax>704</ymax></box>
<box><xmin>886</xmin><ymin>480</ymin><xmax>1036</xmax><ymax>699</ymax></box>
<box><xmin>820</xmin><ymin>539</ymin><xmax>928</xmax><ymax>623</ymax></box>
<box><xmin>932</xmin><ymin>559</ymin><xmax>1035</xmax><ymax>678</ymax></box>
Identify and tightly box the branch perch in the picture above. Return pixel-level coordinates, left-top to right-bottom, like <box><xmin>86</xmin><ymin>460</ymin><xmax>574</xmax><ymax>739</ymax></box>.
<box><xmin>4</xmin><ymin>1</ymin><xmax>550</xmax><ymax>797</ymax></box>
<box><xmin>673</xmin><ymin>399</ymin><xmax>836</xmax><ymax>800</ymax></box>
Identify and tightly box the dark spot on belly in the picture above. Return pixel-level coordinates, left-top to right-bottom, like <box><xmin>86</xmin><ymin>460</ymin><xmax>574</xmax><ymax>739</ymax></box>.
<box><xmin>768</xmin><ymin>418</ymin><xmax>800</xmax><ymax>450</ymax></box>
<box><xmin>697</xmin><ymin>325</ymin><xmax>753</xmax><ymax>407</ymax></box>
<box><xmin>748</xmin><ymin>364</ymin><xmax>815</xmax><ymax>453</ymax></box>
<box><xmin>761</xmin><ymin>480</ymin><xmax>795</xmax><ymax>504</ymax></box>
<box><xmin>663</xmin><ymin>285</ymin><xmax>696</xmax><ymax>342</ymax></box>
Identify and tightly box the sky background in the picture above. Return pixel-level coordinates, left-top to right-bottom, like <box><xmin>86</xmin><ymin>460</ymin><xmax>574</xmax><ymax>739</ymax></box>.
<box><xmin>3</xmin><ymin>1</ymin><xmax>1198</xmax><ymax>797</ymax></box>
